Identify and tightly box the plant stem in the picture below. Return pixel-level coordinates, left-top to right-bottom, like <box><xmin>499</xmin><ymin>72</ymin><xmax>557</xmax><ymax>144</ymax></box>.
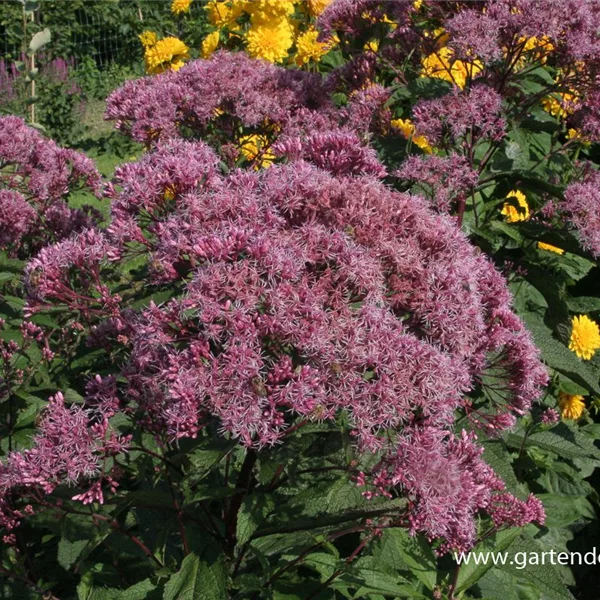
<box><xmin>225</xmin><ymin>449</ymin><xmax>257</xmax><ymax>548</ymax></box>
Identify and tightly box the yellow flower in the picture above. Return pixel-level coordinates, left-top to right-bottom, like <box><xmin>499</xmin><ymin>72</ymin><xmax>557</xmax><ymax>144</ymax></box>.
<box><xmin>558</xmin><ymin>392</ymin><xmax>586</xmax><ymax>420</ymax></box>
<box><xmin>501</xmin><ymin>190</ymin><xmax>529</xmax><ymax>222</ymax></box>
<box><xmin>205</xmin><ymin>0</ymin><xmax>245</xmax><ymax>28</ymax></box>
<box><xmin>421</xmin><ymin>46</ymin><xmax>482</xmax><ymax>89</ymax></box>
<box><xmin>413</xmin><ymin>0</ymin><xmax>423</xmax><ymax>9</ymax></box>
<box><xmin>246</xmin><ymin>18</ymin><xmax>294</xmax><ymax>63</ymax></box>
<box><xmin>245</xmin><ymin>0</ymin><xmax>296</xmax><ymax>23</ymax></box>
<box><xmin>537</xmin><ymin>242</ymin><xmax>564</xmax><ymax>255</ymax></box>
<box><xmin>569</xmin><ymin>315</ymin><xmax>600</xmax><ymax>360</ymax></box>
<box><xmin>295</xmin><ymin>27</ymin><xmax>331</xmax><ymax>65</ymax></box>
<box><xmin>511</xmin><ymin>35</ymin><xmax>554</xmax><ymax>69</ymax></box>
<box><xmin>391</xmin><ymin>118</ymin><xmax>432</xmax><ymax>153</ymax></box>
<box><xmin>566</xmin><ymin>128</ymin><xmax>591</xmax><ymax>146</ymax></box>
<box><xmin>171</xmin><ymin>0</ymin><xmax>192</xmax><ymax>16</ymax></box>
<box><xmin>364</xmin><ymin>39</ymin><xmax>379</xmax><ymax>53</ymax></box>
<box><xmin>144</xmin><ymin>37</ymin><xmax>190</xmax><ymax>75</ymax></box>
<box><xmin>541</xmin><ymin>91</ymin><xmax>578</xmax><ymax>119</ymax></box>
<box><xmin>239</xmin><ymin>134</ymin><xmax>275</xmax><ymax>169</ymax></box>
<box><xmin>201</xmin><ymin>30</ymin><xmax>220</xmax><ymax>58</ymax></box>
<box><xmin>306</xmin><ymin>0</ymin><xmax>331</xmax><ymax>17</ymax></box>
<box><xmin>139</xmin><ymin>30</ymin><xmax>158</xmax><ymax>48</ymax></box>
<box><xmin>164</xmin><ymin>184</ymin><xmax>177</xmax><ymax>201</ymax></box>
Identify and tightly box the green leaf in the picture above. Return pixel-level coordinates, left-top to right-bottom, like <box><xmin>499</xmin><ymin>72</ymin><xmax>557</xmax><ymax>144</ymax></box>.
<box><xmin>521</xmin><ymin>314</ymin><xmax>600</xmax><ymax>395</ymax></box>
<box><xmin>163</xmin><ymin>550</ymin><xmax>227</xmax><ymax>600</ymax></box>
<box><xmin>477</xmin><ymin>568</ymin><xmax>541</xmax><ymax>600</ymax></box>
<box><xmin>498</xmin><ymin>535</ymin><xmax>576</xmax><ymax>600</ymax></box>
<box><xmin>535</xmin><ymin>494</ymin><xmax>595</xmax><ymax>527</ymax></box>
<box><xmin>236</xmin><ymin>493</ymin><xmax>273</xmax><ymax>546</ymax></box>
<box><xmin>505</xmin><ymin>423</ymin><xmax>600</xmax><ymax>461</ymax></box>
<box><xmin>64</xmin><ymin>388</ymin><xmax>85</xmax><ymax>404</ymax></box>
<box><xmin>58</xmin><ymin>537</ymin><xmax>88</xmax><ymax>570</ymax></box>
<box><xmin>490</xmin><ymin>220</ymin><xmax>526</xmax><ymax>244</ymax></box>
<box><xmin>482</xmin><ymin>440</ymin><xmax>523</xmax><ymax>493</ymax></box>
<box><xmin>379</xmin><ymin>529</ymin><xmax>437</xmax><ymax>591</ymax></box>
<box><xmin>306</xmin><ymin>554</ymin><xmax>425</xmax><ymax>599</ymax></box>
<box><xmin>118</xmin><ymin>579</ymin><xmax>161</xmax><ymax>600</ymax></box>
<box><xmin>567</xmin><ymin>296</ymin><xmax>600</xmax><ymax>313</ymax></box>
<box><xmin>455</xmin><ymin>528</ymin><xmax>521</xmax><ymax>593</ymax></box>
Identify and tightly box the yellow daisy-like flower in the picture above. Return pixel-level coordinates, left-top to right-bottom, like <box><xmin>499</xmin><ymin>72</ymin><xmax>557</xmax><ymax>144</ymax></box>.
<box><xmin>171</xmin><ymin>0</ymin><xmax>192</xmax><ymax>16</ymax></box>
<box><xmin>144</xmin><ymin>37</ymin><xmax>190</xmax><ymax>75</ymax></box>
<box><xmin>391</xmin><ymin>118</ymin><xmax>432</xmax><ymax>153</ymax></box>
<box><xmin>295</xmin><ymin>27</ymin><xmax>331</xmax><ymax>65</ymax></box>
<box><xmin>569</xmin><ymin>315</ymin><xmax>600</xmax><ymax>360</ymax></box>
<box><xmin>246</xmin><ymin>18</ymin><xmax>294</xmax><ymax>63</ymax></box>
<box><xmin>139</xmin><ymin>30</ymin><xmax>158</xmax><ymax>49</ymax></box>
<box><xmin>413</xmin><ymin>0</ymin><xmax>423</xmax><ymax>9</ymax></box>
<box><xmin>501</xmin><ymin>190</ymin><xmax>529</xmax><ymax>223</ymax></box>
<box><xmin>537</xmin><ymin>242</ymin><xmax>564</xmax><ymax>255</ymax></box>
<box><xmin>511</xmin><ymin>35</ymin><xmax>554</xmax><ymax>69</ymax></box>
<box><xmin>245</xmin><ymin>0</ymin><xmax>296</xmax><ymax>24</ymax></box>
<box><xmin>306</xmin><ymin>0</ymin><xmax>331</xmax><ymax>17</ymax></box>
<box><xmin>558</xmin><ymin>392</ymin><xmax>586</xmax><ymax>420</ymax></box>
<box><xmin>201</xmin><ymin>30</ymin><xmax>220</xmax><ymax>58</ymax></box>
<box><xmin>239</xmin><ymin>134</ymin><xmax>276</xmax><ymax>169</ymax></box>
<box><xmin>541</xmin><ymin>91</ymin><xmax>578</xmax><ymax>119</ymax></box>
<box><xmin>205</xmin><ymin>0</ymin><xmax>245</xmax><ymax>28</ymax></box>
<box><xmin>421</xmin><ymin>46</ymin><xmax>483</xmax><ymax>90</ymax></box>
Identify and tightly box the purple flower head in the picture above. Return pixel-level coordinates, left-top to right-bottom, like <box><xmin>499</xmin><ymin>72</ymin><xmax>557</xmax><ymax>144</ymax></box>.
<box><xmin>24</xmin><ymin>229</ymin><xmax>116</xmax><ymax>316</ymax></box>
<box><xmin>562</xmin><ymin>165</ymin><xmax>600</xmax><ymax>257</ymax></box>
<box><xmin>105</xmin><ymin>52</ymin><xmax>335</xmax><ymax>148</ymax></box>
<box><xmin>0</xmin><ymin>116</ymin><xmax>103</xmax><ymax>257</ymax></box>
<box><xmin>0</xmin><ymin>190</ymin><xmax>37</xmax><ymax>249</ymax></box>
<box><xmin>273</xmin><ymin>131</ymin><xmax>387</xmax><ymax>178</ymax></box>
<box><xmin>0</xmin><ymin>391</ymin><xmax>130</xmax><ymax>514</ymax></box>
<box><xmin>412</xmin><ymin>84</ymin><xmax>506</xmax><ymax>146</ymax></box>
<box><xmin>540</xmin><ymin>408</ymin><xmax>560</xmax><ymax>425</ymax></box>
<box><xmin>94</xmin><ymin>137</ymin><xmax>547</xmax><ymax>460</ymax></box>
<box><xmin>394</xmin><ymin>154</ymin><xmax>479</xmax><ymax>213</ymax></box>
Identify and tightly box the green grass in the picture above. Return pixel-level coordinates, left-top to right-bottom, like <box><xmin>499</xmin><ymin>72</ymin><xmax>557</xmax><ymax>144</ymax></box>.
<box><xmin>69</xmin><ymin>104</ymin><xmax>143</xmax><ymax>219</ymax></box>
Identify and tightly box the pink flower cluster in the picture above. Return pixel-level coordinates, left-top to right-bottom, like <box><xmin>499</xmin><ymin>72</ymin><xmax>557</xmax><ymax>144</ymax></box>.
<box><xmin>412</xmin><ymin>85</ymin><xmax>506</xmax><ymax>147</ymax></box>
<box><xmin>24</xmin><ymin>229</ymin><xmax>118</xmax><ymax>317</ymax></box>
<box><xmin>0</xmin><ymin>392</ymin><xmax>129</xmax><ymax>531</ymax></box>
<box><xmin>562</xmin><ymin>165</ymin><xmax>600</xmax><ymax>258</ymax></box>
<box><xmin>0</xmin><ymin>116</ymin><xmax>103</xmax><ymax>257</ymax></box>
<box><xmin>394</xmin><ymin>154</ymin><xmax>479</xmax><ymax>213</ymax></box>
<box><xmin>358</xmin><ymin>428</ymin><xmax>545</xmax><ymax>553</ymax></box>
<box><xmin>105</xmin><ymin>51</ymin><xmax>337</xmax><ymax>148</ymax></box>
<box><xmin>47</xmin><ymin>135</ymin><xmax>543</xmax><ymax>549</ymax></box>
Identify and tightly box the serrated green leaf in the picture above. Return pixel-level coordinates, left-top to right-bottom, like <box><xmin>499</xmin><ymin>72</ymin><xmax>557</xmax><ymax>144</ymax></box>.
<box><xmin>378</xmin><ymin>529</ymin><xmax>437</xmax><ymax>591</ymax></box>
<box><xmin>521</xmin><ymin>314</ymin><xmax>600</xmax><ymax>395</ymax></box>
<box><xmin>567</xmin><ymin>296</ymin><xmax>600</xmax><ymax>313</ymax></box>
<box><xmin>163</xmin><ymin>550</ymin><xmax>227</xmax><ymax>600</ymax></box>
<box><xmin>58</xmin><ymin>537</ymin><xmax>88</xmax><ymax>570</ymax></box>
<box><xmin>118</xmin><ymin>579</ymin><xmax>161</xmax><ymax>600</ymax></box>
<box><xmin>456</xmin><ymin>528</ymin><xmax>521</xmax><ymax>593</ymax></box>
<box><xmin>535</xmin><ymin>494</ymin><xmax>595</xmax><ymax>527</ymax></box>
<box><xmin>236</xmin><ymin>493</ymin><xmax>273</xmax><ymax>546</ymax></box>
<box><xmin>499</xmin><ymin>536</ymin><xmax>576</xmax><ymax>600</ymax></box>
<box><xmin>505</xmin><ymin>423</ymin><xmax>600</xmax><ymax>461</ymax></box>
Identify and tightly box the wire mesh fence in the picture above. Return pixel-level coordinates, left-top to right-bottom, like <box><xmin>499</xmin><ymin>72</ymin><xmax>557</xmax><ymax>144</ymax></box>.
<box><xmin>0</xmin><ymin>1</ymin><xmax>207</xmax><ymax>143</ymax></box>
